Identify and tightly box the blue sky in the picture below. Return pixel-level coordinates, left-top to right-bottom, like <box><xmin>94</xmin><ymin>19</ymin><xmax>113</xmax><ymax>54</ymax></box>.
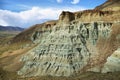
<box><xmin>0</xmin><ymin>0</ymin><xmax>106</xmax><ymax>28</ymax></box>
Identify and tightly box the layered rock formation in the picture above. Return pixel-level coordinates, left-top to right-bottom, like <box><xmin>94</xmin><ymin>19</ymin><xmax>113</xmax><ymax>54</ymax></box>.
<box><xmin>11</xmin><ymin>20</ymin><xmax>57</xmax><ymax>43</ymax></box>
<box><xmin>18</xmin><ymin>20</ymin><xmax>120</xmax><ymax>77</ymax></box>
<box><xmin>102</xmin><ymin>48</ymin><xmax>120</xmax><ymax>73</ymax></box>
<box><xmin>15</xmin><ymin>0</ymin><xmax>120</xmax><ymax>77</ymax></box>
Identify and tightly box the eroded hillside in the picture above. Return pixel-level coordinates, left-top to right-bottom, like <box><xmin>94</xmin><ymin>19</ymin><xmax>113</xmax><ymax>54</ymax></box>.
<box><xmin>0</xmin><ymin>0</ymin><xmax>120</xmax><ymax>80</ymax></box>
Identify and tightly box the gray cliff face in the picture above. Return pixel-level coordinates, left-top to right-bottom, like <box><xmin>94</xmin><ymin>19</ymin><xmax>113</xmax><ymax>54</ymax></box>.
<box><xmin>18</xmin><ymin>21</ymin><xmax>116</xmax><ymax>77</ymax></box>
<box><xmin>102</xmin><ymin>48</ymin><xmax>120</xmax><ymax>73</ymax></box>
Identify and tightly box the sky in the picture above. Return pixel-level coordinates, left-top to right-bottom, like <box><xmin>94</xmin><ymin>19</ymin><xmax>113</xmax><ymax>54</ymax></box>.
<box><xmin>0</xmin><ymin>0</ymin><xmax>106</xmax><ymax>28</ymax></box>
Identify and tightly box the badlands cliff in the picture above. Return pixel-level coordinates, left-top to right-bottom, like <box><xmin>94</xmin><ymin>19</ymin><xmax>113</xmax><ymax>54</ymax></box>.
<box><xmin>5</xmin><ymin>0</ymin><xmax>119</xmax><ymax>77</ymax></box>
<box><xmin>18</xmin><ymin>15</ymin><xmax>120</xmax><ymax>77</ymax></box>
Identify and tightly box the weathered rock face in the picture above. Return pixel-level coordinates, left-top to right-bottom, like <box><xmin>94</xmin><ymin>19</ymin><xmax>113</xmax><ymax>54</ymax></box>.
<box><xmin>16</xmin><ymin>0</ymin><xmax>120</xmax><ymax>77</ymax></box>
<box><xmin>30</xmin><ymin>23</ymin><xmax>54</xmax><ymax>43</ymax></box>
<box><xmin>11</xmin><ymin>9</ymin><xmax>120</xmax><ymax>43</ymax></box>
<box><xmin>59</xmin><ymin>11</ymin><xmax>75</xmax><ymax>23</ymax></box>
<box><xmin>102</xmin><ymin>48</ymin><xmax>120</xmax><ymax>73</ymax></box>
<box><xmin>11</xmin><ymin>21</ymin><xmax>57</xmax><ymax>43</ymax></box>
<box><xmin>17</xmin><ymin>20</ymin><xmax>120</xmax><ymax>77</ymax></box>
<box><xmin>87</xmin><ymin>22</ymin><xmax>120</xmax><ymax>73</ymax></box>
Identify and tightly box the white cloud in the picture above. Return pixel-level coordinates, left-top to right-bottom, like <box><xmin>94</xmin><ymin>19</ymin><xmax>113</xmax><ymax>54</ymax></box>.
<box><xmin>0</xmin><ymin>6</ymin><xmax>85</xmax><ymax>28</ymax></box>
<box><xmin>0</xmin><ymin>20</ymin><xmax>9</xmax><ymax>26</ymax></box>
<box><xmin>71</xmin><ymin>0</ymin><xmax>80</xmax><ymax>4</ymax></box>
<box><xmin>56</xmin><ymin>0</ymin><xmax>63</xmax><ymax>3</ymax></box>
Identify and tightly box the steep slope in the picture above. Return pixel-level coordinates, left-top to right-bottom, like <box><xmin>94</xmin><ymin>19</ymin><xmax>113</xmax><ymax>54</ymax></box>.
<box><xmin>95</xmin><ymin>0</ymin><xmax>120</xmax><ymax>11</ymax></box>
<box><xmin>18</xmin><ymin>19</ymin><xmax>120</xmax><ymax>77</ymax></box>
<box><xmin>11</xmin><ymin>20</ymin><xmax>57</xmax><ymax>43</ymax></box>
<box><xmin>1</xmin><ymin>0</ymin><xmax>120</xmax><ymax>78</ymax></box>
<box><xmin>11</xmin><ymin>10</ymin><xmax>120</xmax><ymax>44</ymax></box>
<box><xmin>17</xmin><ymin>6</ymin><xmax>120</xmax><ymax>77</ymax></box>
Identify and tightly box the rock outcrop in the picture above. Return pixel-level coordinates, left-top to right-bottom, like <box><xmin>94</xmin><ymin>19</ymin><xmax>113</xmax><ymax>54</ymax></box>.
<box><xmin>59</xmin><ymin>11</ymin><xmax>75</xmax><ymax>23</ymax></box>
<box><xmin>13</xmin><ymin>0</ymin><xmax>120</xmax><ymax>77</ymax></box>
<box><xmin>11</xmin><ymin>20</ymin><xmax>57</xmax><ymax>43</ymax></box>
<box><xmin>102</xmin><ymin>48</ymin><xmax>120</xmax><ymax>73</ymax></box>
<box><xmin>18</xmin><ymin>20</ymin><xmax>120</xmax><ymax>77</ymax></box>
<box><xmin>11</xmin><ymin>9</ymin><xmax>120</xmax><ymax>43</ymax></box>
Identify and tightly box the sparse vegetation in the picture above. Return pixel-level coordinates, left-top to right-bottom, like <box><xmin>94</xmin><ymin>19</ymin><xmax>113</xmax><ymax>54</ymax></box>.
<box><xmin>0</xmin><ymin>68</ymin><xmax>120</xmax><ymax>80</ymax></box>
<box><xmin>0</xmin><ymin>31</ymin><xmax>33</xmax><ymax>55</ymax></box>
<box><xmin>0</xmin><ymin>31</ymin><xmax>18</xmax><ymax>45</ymax></box>
<box><xmin>0</xmin><ymin>31</ymin><xmax>18</xmax><ymax>54</ymax></box>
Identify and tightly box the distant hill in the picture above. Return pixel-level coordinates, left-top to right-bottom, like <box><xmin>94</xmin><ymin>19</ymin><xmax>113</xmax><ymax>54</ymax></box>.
<box><xmin>0</xmin><ymin>25</ymin><xmax>24</xmax><ymax>31</ymax></box>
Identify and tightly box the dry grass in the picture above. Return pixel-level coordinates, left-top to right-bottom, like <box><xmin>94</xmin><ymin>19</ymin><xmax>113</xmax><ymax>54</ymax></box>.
<box><xmin>0</xmin><ymin>31</ymin><xmax>22</xmax><ymax>54</ymax></box>
<box><xmin>0</xmin><ymin>43</ymin><xmax>37</xmax><ymax>72</ymax></box>
<box><xmin>0</xmin><ymin>31</ymin><xmax>37</xmax><ymax>72</ymax></box>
